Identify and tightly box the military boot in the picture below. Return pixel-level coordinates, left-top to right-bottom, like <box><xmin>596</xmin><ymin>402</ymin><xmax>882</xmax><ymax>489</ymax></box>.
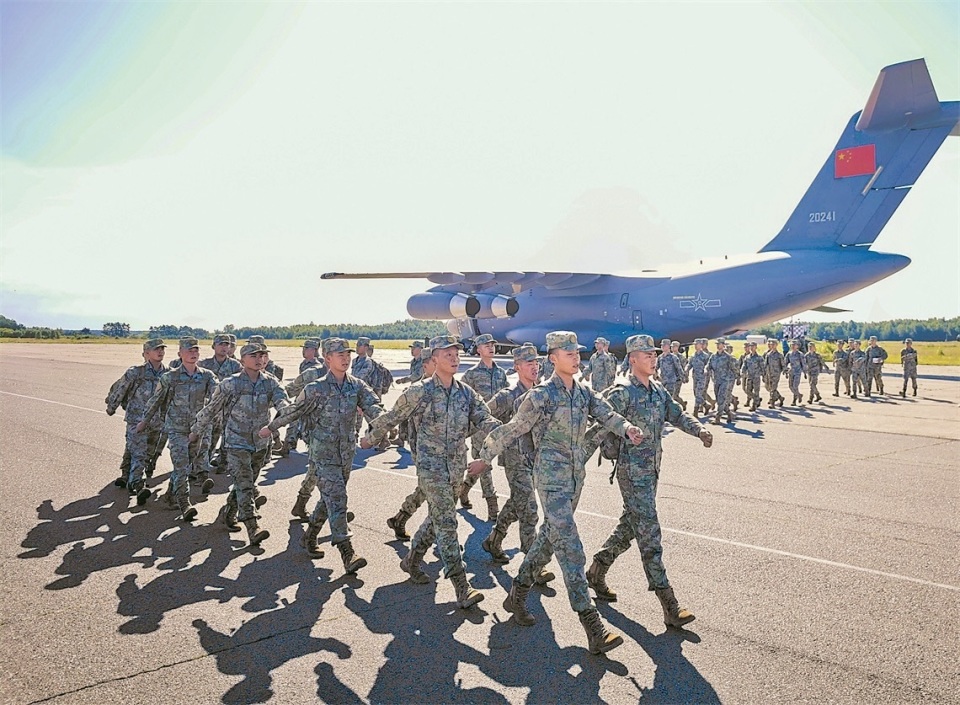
<box><xmin>579</xmin><ymin>608</ymin><xmax>623</xmax><ymax>654</ymax></box>
<box><xmin>726</xmin><ymin>408</ymin><xmax>735</xmax><ymax>423</ymax></box>
<box><xmin>693</xmin><ymin>403</ymin><xmax>701</xmax><ymax>416</ymax></box>
<box><xmin>114</xmin><ymin>476</ymin><xmax>127</xmax><ymax>488</ymax></box>
<box><xmin>387</xmin><ymin>509</ymin><xmax>412</xmax><ymax>541</ymax></box>
<box><xmin>337</xmin><ymin>538</ymin><xmax>367</xmax><ymax>574</ymax></box>
<box><xmin>274</xmin><ymin>439</ymin><xmax>292</xmax><ymax>458</ymax></box>
<box><xmin>534</xmin><ymin>567</ymin><xmax>556</xmax><ymax>585</ymax></box>
<box><xmin>199</xmin><ymin>474</ymin><xmax>215</xmax><ymax>495</ymax></box>
<box><xmin>655</xmin><ymin>586</ymin><xmax>696</xmax><ymax>628</ymax></box>
<box><xmin>132</xmin><ymin>482</ymin><xmax>151</xmax><ymax>506</ymax></box>
<box><xmin>218</xmin><ymin>502</ymin><xmax>242</xmax><ymax>532</ymax></box>
<box><xmin>399</xmin><ymin>546</ymin><xmax>430</xmax><ymax>584</ymax></box>
<box><xmin>731</xmin><ymin>397</ymin><xmax>739</xmax><ymax>411</ymax></box>
<box><xmin>503</xmin><ymin>580</ymin><xmax>535</xmax><ymax>625</ymax></box>
<box><xmin>586</xmin><ymin>559</ymin><xmax>617</xmax><ymax>602</ymax></box>
<box><xmin>486</xmin><ymin>495</ymin><xmax>499</xmax><ymax>522</ymax></box>
<box><xmin>243</xmin><ymin>518</ymin><xmax>269</xmax><ymax>546</ymax></box>
<box><xmin>912</xmin><ymin>388</ymin><xmax>917</xmax><ymax>397</ymax></box>
<box><xmin>900</xmin><ymin>388</ymin><xmax>906</xmax><ymax>398</ymax></box>
<box><xmin>481</xmin><ymin>528</ymin><xmax>508</xmax><ymax>563</ymax></box>
<box><xmin>300</xmin><ymin>522</ymin><xmax>324</xmax><ymax>557</ymax></box>
<box><xmin>815</xmin><ymin>394</ymin><xmax>822</xmax><ymax>402</ymax></box>
<box><xmin>178</xmin><ymin>497</ymin><xmax>198</xmax><ymax>522</ymax></box>
<box><xmin>291</xmin><ymin>494</ymin><xmax>309</xmax><ymax>521</ymax></box>
<box><xmin>449</xmin><ymin>571</ymin><xmax>484</xmax><ymax>608</ymax></box>
<box><xmin>807</xmin><ymin>394</ymin><xmax>814</xmax><ymax>404</ymax></box>
<box><xmin>254</xmin><ymin>494</ymin><xmax>267</xmax><ymax>509</ymax></box>
<box><xmin>458</xmin><ymin>478</ymin><xmax>474</xmax><ymax>509</ymax></box>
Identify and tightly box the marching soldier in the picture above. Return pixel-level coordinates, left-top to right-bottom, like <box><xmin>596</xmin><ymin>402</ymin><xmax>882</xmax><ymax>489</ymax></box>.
<box><xmin>900</xmin><ymin>338</ymin><xmax>919</xmax><ymax>397</ymax></box>
<box><xmin>849</xmin><ymin>339</ymin><xmax>867</xmax><ymax>399</ymax></box>
<box><xmin>784</xmin><ymin>340</ymin><xmax>806</xmax><ymax>406</ymax></box>
<box><xmin>200</xmin><ymin>334</ymin><xmax>242</xmax><ymax>472</ymax></box>
<box><xmin>583</xmin><ymin>337</ymin><xmax>618</xmax><ymax>393</ymax></box>
<box><xmin>865</xmin><ymin>336</ymin><xmax>888</xmax><ymax>396</ymax></box>
<box><xmin>762</xmin><ymin>338</ymin><xmax>786</xmax><ymax>408</ymax></box>
<box><xmin>469</xmin><ymin>331</ymin><xmax>644</xmax><ymax>655</ymax></box>
<box><xmin>276</xmin><ymin>339</ymin><xmax>325</xmax><ymax>457</ymax></box>
<box><xmin>706</xmin><ymin>339</ymin><xmax>739</xmax><ymax>424</ymax></box>
<box><xmin>740</xmin><ymin>341</ymin><xmax>765</xmax><ymax>412</ymax></box>
<box><xmin>804</xmin><ymin>342</ymin><xmax>828</xmax><ymax>403</ymax></box>
<box><xmin>832</xmin><ymin>339</ymin><xmax>851</xmax><ymax>396</ymax></box>
<box><xmin>689</xmin><ymin>338</ymin><xmax>715</xmax><ymax>415</ymax></box>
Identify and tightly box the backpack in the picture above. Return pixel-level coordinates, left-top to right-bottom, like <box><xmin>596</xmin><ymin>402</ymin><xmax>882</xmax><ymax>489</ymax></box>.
<box><xmin>370</xmin><ymin>360</ymin><xmax>393</xmax><ymax>396</ymax></box>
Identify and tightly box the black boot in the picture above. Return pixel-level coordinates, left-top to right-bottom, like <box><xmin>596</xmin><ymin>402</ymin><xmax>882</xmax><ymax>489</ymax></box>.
<box><xmin>337</xmin><ymin>538</ymin><xmax>367</xmax><ymax>574</ymax></box>
<box><xmin>387</xmin><ymin>509</ymin><xmax>412</xmax><ymax>541</ymax></box>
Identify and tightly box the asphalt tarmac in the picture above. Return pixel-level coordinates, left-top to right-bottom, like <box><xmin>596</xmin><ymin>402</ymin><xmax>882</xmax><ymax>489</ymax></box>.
<box><xmin>2</xmin><ymin>343</ymin><xmax>957</xmax><ymax>704</ymax></box>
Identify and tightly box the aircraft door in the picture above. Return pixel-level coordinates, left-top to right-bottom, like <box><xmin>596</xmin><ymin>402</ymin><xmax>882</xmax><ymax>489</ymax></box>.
<box><xmin>632</xmin><ymin>311</ymin><xmax>643</xmax><ymax>329</ymax></box>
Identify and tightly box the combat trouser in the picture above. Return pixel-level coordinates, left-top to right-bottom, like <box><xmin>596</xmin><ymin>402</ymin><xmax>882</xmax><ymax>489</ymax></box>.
<box><xmin>224</xmin><ymin>448</ymin><xmax>270</xmax><ymax>522</ymax></box>
<box><xmin>125</xmin><ymin>421</ymin><xmax>161</xmax><ymax>490</ymax></box>
<box><xmin>713</xmin><ymin>380</ymin><xmax>735</xmax><ymax>418</ymax></box>
<box><xmin>307</xmin><ymin>462</ymin><xmax>353</xmax><ymax>546</ymax></box>
<box><xmin>902</xmin><ymin>368</ymin><xmax>917</xmax><ymax>394</ymax></box>
<box><xmin>834</xmin><ymin>368</ymin><xmax>851</xmax><ymax>395</ymax></box>
<box><xmin>167</xmin><ymin>432</ymin><xmax>207</xmax><ymax>502</ymax></box>
<box><xmin>788</xmin><ymin>372</ymin><xmax>802</xmax><ymax>400</ymax></box>
<box><xmin>298</xmin><ymin>459</ymin><xmax>321</xmax><ymax>500</ymax></box>
<box><xmin>743</xmin><ymin>376</ymin><xmax>762</xmax><ymax>408</ymax></box>
<box><xmin>866</xmin><ymin>365</ymin><xmax>884</xmax><ymax>395</ymax></box>
<box><xmin>765</xmin><ymin>376</ymin><xmax>783</xmax><ymax>405</ymax></box>
<box><xmin>516</xmin><ymin>471</ymin><xmax>591</xmax><ymax>613</ymax></box>
<box><xmin>494</xmin><ymin>461</ymin><xmax>538</xmax><ymax>553</ymax></box>
<box><xmin>409</xmin><ymin>468</ymin><xmax>466</xmax><ymax>578</ymax></box>
<box><xmin>693</xmin><ymin>377</ymin><xmax>709</xmax><ymax>409</ymax></box>
<box><xmin>594</xmin><ymin>465</ymin><xmax>668</xmax><ymax>591</ymax></box>
<box><xmin>808</xmin><ymin>372</ymin><xmax>821</xmax><ymax>400</ymax></box>
<box><xmin>399</xmin><ymin>484</ymin><xmax>426</xmax><ymax>516</ymax></box>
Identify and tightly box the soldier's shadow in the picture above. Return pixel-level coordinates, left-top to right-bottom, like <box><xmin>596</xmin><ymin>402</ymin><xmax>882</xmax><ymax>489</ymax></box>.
<box><xmin>598</xmin><ymin>604</ymin><xmax>721</xmax><ymax>704</ymax></box>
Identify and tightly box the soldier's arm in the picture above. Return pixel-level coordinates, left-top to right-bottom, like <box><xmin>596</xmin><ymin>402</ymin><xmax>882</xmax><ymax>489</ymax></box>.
<box><xmin>285</xmin><ymin>370</ymin><xmax>311</xmax><ymax>398</ymax></box>
<box><xmin>104</xmin><ymin>367</ymin><xmax>137</xmax><ymax>414</ymax></box>
<box><xmin>192</xmin><ymin>382</ymin><xmax>230</xmax><ymax>437</ymax></box>
<box><xmin>477</xmin><ymin>392</ymin><xmax>544</xmax><ymax>464</ymax></box>
<box><xmin>467</xmin><ymin>389</ymin><xmax>501</xmax><ymax>438</ymax></box>
<box><xmin>139</xmin><ymin>374</ymin><xmax>170</xmax><ymax>426</ymax></box>
<box><xmin>357</xmin><ymin>380</ymin><xmax>386</xmax><ymax>422</ymax></box>
<box><xmin>588</xmin><ymin>387</ymin><xmax>643</xmax><ymax>439</ymax></box>
<box><xmin>365</xmin><ymin>385</ymin><xmax>425</xmax><ymax>445</ymax></box>
<box><xmin>664</xmin><ymin>389</ymin><xmax>706</xmax><ymax>438</ymax></box>
<box><xmin>268</xmin><ymin>389</ymin><xmax>312</xmax><ymax>431</ymax></box>
<box><xmin>269</xmin><ymin>378</ymin><xmax>291</xmax><ymax>411</ymax></box>
<box><xmin>582</xmin><ymin>385</ymin><xmax>627</xmax><ymax>459</ymax></box>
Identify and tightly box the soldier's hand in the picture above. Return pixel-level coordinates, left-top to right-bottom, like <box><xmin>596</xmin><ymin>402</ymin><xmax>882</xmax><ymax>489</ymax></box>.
<box><xmin>625</xmin><ymin>425</ymin><xmax>644</xmax><ymax>444</ymax></box>
<box><xmin>467</xmin><ymin>460</ymin><xmax>489</xmax><ymax>477</ymax></box>
<box><xmin>699</xmin><ymin>429</ymin><xmax>713</xmax><ymax>448</ymax></box>
<box><xmin>106</xmin><ymin>407</ymin><xmax>116</xmax><ymax>417</ymax></box>
<box><xmin>135</xmin><ymin>420</ymin><xmax>146</xmax><ymax>433</ymax></box>
<box><xmin>257</xmin><ymin>426</ymin><xmax>272</xmax><ymax>439</ymax></box>
<box><xmin>188</xmin><ymin>432</ymin><xmax>199</xmax><ymax>443</ymax></box>
<box><xmin>359</xmin><ymin>436</ymin><xmax>374</xmax><ymax>450</ymax></box>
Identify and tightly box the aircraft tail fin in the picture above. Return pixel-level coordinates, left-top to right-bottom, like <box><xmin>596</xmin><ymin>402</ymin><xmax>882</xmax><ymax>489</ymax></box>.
<box><xmin>760</xmin><ymin>59</ymin><xmax>958</xmax><ymax>253</ymax></box>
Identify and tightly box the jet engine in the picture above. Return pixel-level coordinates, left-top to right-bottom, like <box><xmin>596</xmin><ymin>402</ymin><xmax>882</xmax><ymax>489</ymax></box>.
<box><xmin>472</xmin><ymin>294</ymin><xmax>519</xmax><ymax>319</ymax></box>
<box><xmin>407</xmin><ymin>292</ymin><xmax>480</xmax><ymax>319</ymax></box>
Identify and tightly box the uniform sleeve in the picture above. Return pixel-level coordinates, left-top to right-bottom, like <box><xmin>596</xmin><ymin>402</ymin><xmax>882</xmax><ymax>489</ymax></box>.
<box><xmin>139</xmin><ymin>373</ymin><xmax>171</xmax><ymax>425</ymax></box>
<box><xmin>663</xmin><ymin>388</ymin><xmax>704</xmax><ymax>438</ymax></box>
<box><xmin>478</xmin><ymin>392</ymin><xmax>544</xmax><ymax>464</ymax></box>
<box><xmin>268</xmin><ymin>389</ymin><xmax>312</xmax><ymax>431</ymax></box>
<box><xmin>192</xmin><ymin>381</ymin><xmax>231</xmax><ymax>437</ymax></box>
<box><xmin>582</xmin><ymin>385</ymin><xmax>628</xmax><ymax>459</ymax></box>
<box><xmin>357</xmin><ymin>380</ymin><xmax>385</xmax><ymax>422</ymax></box>
<box><xmin>587</xmin><ymin>387</ymin><xmax>638</xmax><ymax>438</ymax></box>
<box><xmin>485</xmin><ymin>388</ymin><xmax>514</xmax><ymax>422</ymax></box>
<box><xmin>270</xmin><ymin>378</ymin><xmax>290</xmax><ymax>410</ymax></box>
<box><xmin>104</xmin><ymin>367</ymin><xmax>137</xmax><ymax>412</ymax></box>
<box><xmin>467</xmin><ymin>388</ymin><xmax>500</xmax><ymax>439</ymax></box>
<box><xmin>366</xmin><ymin>384</ymin><xmax>426</xmax><ymax>445</ymax></box>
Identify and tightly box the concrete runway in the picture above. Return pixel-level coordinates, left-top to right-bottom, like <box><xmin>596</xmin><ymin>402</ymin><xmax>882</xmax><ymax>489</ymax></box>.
<box><xmin>2</xmin><ymin>343</ymin><xmax>957</xmax><ymax>704</ymax></box>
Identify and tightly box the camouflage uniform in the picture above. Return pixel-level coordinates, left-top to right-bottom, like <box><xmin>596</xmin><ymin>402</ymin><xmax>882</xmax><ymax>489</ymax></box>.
<box><xmin>865</xmin><ymin>339</ymin><xmax>888</xmax><ymax>396</ymax></box>
<box><xmin>784</xmin><ymin>346</ymin><xmax>807</xmax><ymax>404</ymax></box>
<box><xmin>390</xmin><ymin>347</ymin><xmax>433</xmax><ymax>531</ymax></box>
<box><xmin>461</xmin><ymin>347</ymin><xmax>509</xmax><ymax>502</ymax></box>
<box><xmin>585</xmin><ymin>373</ymin><xmax>705</xmax><ymax>591</ymax></box>
<box><xmin>478</xmin><ymin>344</ymin><xmax>540</xmax><ymax>555</ymax></box>
<box><xmin>141</xmin><ymin>340</ymin><xmax>218</xmax><ymax>513</ymax></box>
<box><xmin>192</xmin><ymin>347</ymin><xmax>289</xmax><ymax>524</ymax></box>
<box><xmin>268</xmin><ymin>339</ymin><xmax>384</xmax><ymax>553</ymax></box>
<box><xmin>741</xmin><ymin>346</ymin><xmax>766</xmax><ymax>411</ymax></box>
<box><xmin>583</xmin><ymin>339</ymin><xmax>618</xmax><ymax>393</ymax></box>
<box><xmin>284</xmin><ymin>363</ymin><xmax>331</xmax><ymax>496</ymax></box>
<box><xmin>477</xmin><ymin>335</ymin><xmax>638</xmax><ymax>615</ymax></box>
<box><xmin>849</xmin><ymin>343</ymin><xmax>867</xmax><ymax>398</ymax></box>
<box><xmin>105</xmin><ymin>341</ymin><xmax>168</xmax><ymax>494</ymax></box>
<box><xmin>803</xmin><ymin>348</ymin><xmax>828</xmax><ymax>402</ymax></box>
<box><xmin>688</xmin><ymin>341</ymin><xmax>714</xmax><ymax>414</ymax></box>
<box><xmin>832</xmin><ymin>345</ymin><xmax>851</xmax><ymax>396</ymax></box>
<box><xmin>366</xmin><ymin>338</ymin><xmax>500</xmax><ymax>582</ymax></box>
<box><xmin>900</xmin><ymin>341</ymin><xmax>918</xmax><ymax>396</ymax></box>
<box><xmin>656</xmin><ymin>346</ymin><xmax>686</xmax><ymax>409</ymax></box>
<box><xmin>762</xmin><ymin>343</ymin><xmax>786</xmax><ymax>407</ymax></box>
<box><xmin>706</xmin><ymin>342</ymin><xmax>739</xmax><ymax>423</ymax></box>
<box><xmin>283</xmin><ymin>339</ymin><xmax>325</xmax><ymax>450</ymax></box>
<box><xmin>538</xmin><ymin>355</ymin><xmax>555</xmax><ymax>382</ymax></box>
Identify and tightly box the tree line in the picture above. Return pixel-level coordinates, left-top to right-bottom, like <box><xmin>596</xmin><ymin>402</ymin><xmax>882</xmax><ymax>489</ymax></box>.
<box><xmin>751</xmin><ymin>317</ymin><xmax>960</xmax><ymax>343</ymax></box>
<box><xmin>0</xmin><ymin>314</ymin><xmax>62</xmax><ymax>339</ymax></box>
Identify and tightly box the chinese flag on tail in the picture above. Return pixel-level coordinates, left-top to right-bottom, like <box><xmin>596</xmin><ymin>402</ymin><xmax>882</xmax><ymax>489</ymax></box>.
<box><xmin>834</xmin><ymin>144</ymin><xmax>876</xmax><ymax>178</ymax></box>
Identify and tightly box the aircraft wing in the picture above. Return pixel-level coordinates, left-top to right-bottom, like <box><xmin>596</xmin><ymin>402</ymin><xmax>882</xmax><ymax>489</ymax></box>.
<box><xmin>321</xmin><ymin>270</ymin><xmax>604</xmax><ymax>292</ymax></box>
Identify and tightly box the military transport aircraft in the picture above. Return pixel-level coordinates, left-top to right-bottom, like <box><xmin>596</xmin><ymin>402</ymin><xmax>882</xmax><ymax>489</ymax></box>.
<box><xmin>323</xmin><ymin>59</ymin><xmax>958</xmax><ymax>353</ymax></box>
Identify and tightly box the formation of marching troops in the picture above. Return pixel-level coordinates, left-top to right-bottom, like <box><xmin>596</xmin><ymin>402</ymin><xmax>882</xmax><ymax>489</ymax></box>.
<box><xmin>104</xmin><ymin>330</ymin><xmax>918</xmax><ymax>655</ymax></box>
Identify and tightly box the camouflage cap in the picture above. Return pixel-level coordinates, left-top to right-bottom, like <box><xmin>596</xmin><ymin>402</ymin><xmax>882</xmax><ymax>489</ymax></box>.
<box><xmin>594</xmin><ymin>337</ymin><xmax>609</xmax><ymax>346</ymax></box>
<box><xmin>419</xmin><ymin>347</ymin><xmax>434</xmax><ymax>361</ymax></box>
<box><xmin>716</xmin><ymin>337</ymin><xmax>726</xmax><ymax>345</ymax></box>
<box><xmin>625</xmin><ymin>334</ymin><xmax>657</xmax><ymax>353</ymax></box>
<box><xmin>240</xmin><ymin>343</ymin><xmax>269</xmax><ymax>357</ymax></box>
<box><xmin>869</xmin><ymin>335</ymin><xmax>878</xmax><ymax>341</ymax></box>
<box><xmin>227</xmin><ymin>334</ymin><xmax>237</xmax><ymax>343</ymax></box>
<box><xmin>409</xmin><ymin>341</ymin><xmax>423</xmax><ymax>349</ymax></box>
<box><xmin>545</xmin><ymin>331</ymin><xmax>584</xmax><ymax>352</ymax></box>
<box><xmin>847</xmin><ymin>338</ymin><xmax>856</xmax><ymax>343</ymax></box>
<box><xmin>660</xmin><ymin>338</ymin><xmax>672</xmax><ymax>346</ymax></box>
<box><xmin>143</xmin><ymin>338</ymin><xmax>166</xmax><ymax>351</ymax></box>
<box><xmin>179</xmin><ymin>336</ymin><xmax>200</xmax><ymax>349</ymax></box>
<box><xmin>790</xmin><ymin>339</ymin><xmax>800</xmax><ymax>345</ymax></box>
<box><xmin>248</xmin><ymin>335</ymin><xmax>266</xmax><ymax>345</ymax></box>
<box><xmin>904</xmin><ymin>337</ymin><xmax>913</xmax><ymax>343</ymax></box>
<box><xmin>356</xmin><ymin>336</ymin><xmax>371</xmax><ymax>346</ymax></box>
<box><xmin>302</xmin><ymin>338</ymin><xmax>320</xmax><ymax>349</ymax></box>
<box><xmin>429</xmin><ymin>334</ymin><xmax>464</xmax><ymax>351</ymax></box>
<box><xmin>512</xmin><ymin>343</ymin><xmax>539</xmax><ymax>362</ymax></box>
<box><xmin>213</xmin><ymin>334</ymin><xmax>231</xmax><ymax>346</ymax></box>
<box><xmin>767</xmin><ymin>338</ymin><xmax>778</xmax><ymax>344</ymax></box>
<box><xmin>322</xmin><ymin>338</ymin><xmax>354</xmax><ymax>354</ymax></box>
<box><xmin>474</xmin><ymin>333</ymin><xmax>495</xmax><ymax>346</ymax></box>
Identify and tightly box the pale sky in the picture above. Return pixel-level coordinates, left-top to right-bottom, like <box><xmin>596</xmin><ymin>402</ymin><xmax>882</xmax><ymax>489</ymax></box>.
<box><xmin>2</xmin><ymin>1</ymin><xmax>958</xmax><ymax>330</ymax></box>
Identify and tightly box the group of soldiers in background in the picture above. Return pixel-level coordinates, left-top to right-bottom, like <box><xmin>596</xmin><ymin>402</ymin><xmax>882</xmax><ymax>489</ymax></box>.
<box><xmin>103</xmin><ymin>328</ymin><xmax>917</xmax><ymax>656</ymax></box>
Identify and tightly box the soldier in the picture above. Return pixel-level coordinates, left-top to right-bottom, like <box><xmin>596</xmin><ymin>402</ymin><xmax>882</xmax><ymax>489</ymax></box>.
<box><xmin>803</xmin><ymin>342</ymin><xmax>828</xmax><ymax>403</ymax></box>
<box><xmin>726</xmin><ymin>344</ymin><xmax>741</xmax><ymax>413</ymax></box>
<box><xmin>478</xmin><ymin>343</ymin><xmax>542</xmax><ymax>567</ymax></box>
<box><xmin>469</xmin><ymin>331</ymin><xmax>644</xmax><ymax>655</ymax></box>
<box><xmin>248</xmin><ymin>335</ymin><xmax>284</xmax><ymax>380</ymax></box>
<box><xmin>226</xmin><ymin>334</ymin><xmax>238</xmax><ymax>359</ymax></box>
<box><xmin>262</xmin><ymin>338</ymin><xmax>383</xmax><ymax>573</ymax></box>
<box><xmin>199</xmin><ymin>334</ymin><xmax>242</xmax><ymax>472</ymax></box>
<box><xmin>538</xmin><ymin>346</ymin><xmax>555</xmax><ymax>382</ymax></box>
<box><xmin>276</xmin><ymin>339</ymin><xmax>325</xmax><ymax>457</ymax></box>
<box><xmin>459</xmin><ymin>333</ymin><xmax>508</xmax><ymax>520</ymax></box>
<box><xmin>656</xmin><ymin>339</ymin><xmax>687</xmax><ymax>410</ymax></box>
<box><xmin>395</xmin><ymin>341</ymin><xmax>426</xmax><ymax>451</ymax></box>
<box><xmin>762</xmin><ymin>338</ymin><xmax>786</xmax><ymax>408</ymax></box>
<box><xmin>363</xmin><ymin>335</ymin><xmax>501</xmax><ymax>609</ymax></box>
<box><xmin>192</xmin><ymin>343</ymin><xmax>289</xmax><ymax>546</ymax></box>
<box><xmin>670</xmin><ymin>340</ymin><xmax>689</xmax><ymax>402</ymax></box>
<box><xmin>105</xmin><ymin>339</ymin><xmax>168</xmax><ymax>505</ymax></box>
<box><xmin>865</xmin><ymin>335</ymin><xmax>888</xmax><ymax>396</ymax></box>
<box><xmin>385</xmin><ymin>347</ymin><xmax>436</xmax><ymax>541</ymax></box>
<box><xmin>832</xmin><ymin>339</ymin><xmax>851</xmax><ymax>396</ymax></box>
<box><xmin>900</xmin><ymin>338</ymin><xmax>919</xmax><ymax>397</ymax></box>
<box><xmin>689</xmin><ymin>338</ymin><xmax>715</xmax><ymax>415</ymax></box>
<box><xmin>138</xmin><ymin>337</ymin><xmax>218</xmax><ymax>520</ymax></box>
<box><xmin>350</xmin><ymin>336</ymin><xmax>376</xmax><ymax>384</ymax></box>
<box><xmin>741</xmin><ymin>341</ymin><xmax>766</xmax><ymax>412</ymax></box>
<box><xmin>706</xmin><ymin>339</ymin><xmax>739</xmax><ymax>424</ymax></box>
<box><xmin>583</xmin><ymin>337</ymin><xmax>618</xmax><ymax>393</ymax></box>
<box><xmin>849</xmin><ymin>339</ymin><xmax>867</xmax><ymax>399</ymax></box>
<box><xmin>583</xmin><ymin>334</ymin><xmax>712</xmax><ymax>628</ymax></box>
<box><xmin>784</xmin><ymin>339</ymin><xmax>806</xmax><ymax>406</ymax></box>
